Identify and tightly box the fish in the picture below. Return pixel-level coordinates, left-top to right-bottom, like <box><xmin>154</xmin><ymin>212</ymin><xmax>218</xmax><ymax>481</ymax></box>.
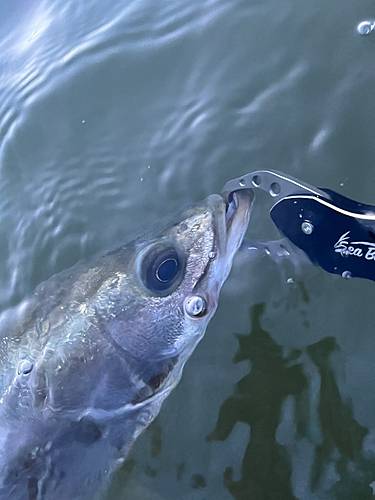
<box><xmin>0</xmin><ymin>188</ymin><xmax>253</xmax><ymax>500</ymax></box>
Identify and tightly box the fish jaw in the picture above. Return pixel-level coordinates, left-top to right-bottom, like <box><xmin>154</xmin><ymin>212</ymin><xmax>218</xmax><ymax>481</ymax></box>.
<box><xmin>159</xmin><ymin>188</ymin><xmax>253</xmax><ymax>366</ymax></box>
<box><xmin>221</xmin><ymin>188</ymin><xmax>254</xmax><ymax>281</ymax></box>
<box><xmin>190</xmin><ymin>189</ymin><xmax>254</xmax><ymax>312</ymax></box>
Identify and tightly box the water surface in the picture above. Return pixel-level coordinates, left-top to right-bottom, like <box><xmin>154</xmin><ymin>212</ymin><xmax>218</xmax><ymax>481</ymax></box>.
<box><xmin>1</xmin><ymin>0</ymin><xmax>375</xmax><ymax>498</ymax></box>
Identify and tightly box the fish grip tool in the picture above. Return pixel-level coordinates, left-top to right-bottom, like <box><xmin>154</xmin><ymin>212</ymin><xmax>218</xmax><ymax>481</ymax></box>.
<box><xmin>222</xmin><ymin>170</ymin><xmax>375</xmax><ymax>281</ymax></box>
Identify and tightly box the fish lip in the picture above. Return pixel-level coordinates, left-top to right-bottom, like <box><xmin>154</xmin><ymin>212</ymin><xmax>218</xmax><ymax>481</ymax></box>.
<box><xmin>225</xmin><ymin>189</ymin><xmax>253</xmax><ymax>233</ymax></box>
<box><xmin>201</xmin><ymin>188</ymin><xmax>254</xmax><ymax>299</ymax></box>
<box><xmin>224</xmin><ymin>188</ymin><xmax>254</xmax><ymax>257</ymax></box>
<box><xmin>187</xmin><ymin>189</ymin><xmax>254</xmax><ymax>317</ymax></box>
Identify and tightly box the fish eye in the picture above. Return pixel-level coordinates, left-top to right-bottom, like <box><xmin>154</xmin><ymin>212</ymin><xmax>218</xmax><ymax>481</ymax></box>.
<box><xmin>141</xmin><ymin>246</ymin><xmax>185</xmax><ymax>294</ymax></box>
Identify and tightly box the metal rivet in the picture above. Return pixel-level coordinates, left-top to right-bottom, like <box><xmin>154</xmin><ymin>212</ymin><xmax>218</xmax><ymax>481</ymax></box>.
<box><xmin>185</xmin><ymin>296</ymin><xmax>207</xmax><ymax>318</ymax></box>
<box><xmin>342</xmin><ymin>270</ymin><xmax>352</xmax><ymax>279</ymax></box>
<box><xmin>301</xmin><ymin>221</ymin><xmax>314</xmax><ymax>235</ymax></box>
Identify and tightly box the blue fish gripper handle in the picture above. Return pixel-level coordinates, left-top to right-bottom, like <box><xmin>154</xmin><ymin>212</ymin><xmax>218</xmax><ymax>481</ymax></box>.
<box><xmin>270</xmin><ymin>189</ymin><xmax>375</xmax><ymax>281</ymax></box>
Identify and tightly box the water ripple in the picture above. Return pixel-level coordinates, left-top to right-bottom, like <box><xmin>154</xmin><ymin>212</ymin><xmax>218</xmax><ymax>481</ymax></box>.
<box><xmin>237</xmin><ymin>62</ymin><xmax>308</xmax><ymax>119</ymax></box>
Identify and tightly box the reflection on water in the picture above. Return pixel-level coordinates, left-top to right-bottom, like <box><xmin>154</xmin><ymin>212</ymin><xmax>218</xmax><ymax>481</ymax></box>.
<box><xmin>208</xmin><ymin>303</ymin><xmax>305</xmax><ymax>500</ymax></box>
<box><xmin>105</xmin><ymin>293</ymin><xmax>375</xmax><ymax>500</ymax></box>
<box><xmin>306</xmin><ymin>337</ymin><xmax>368</xmax><ymax>496</ymax></box>
<box><xmin>208</xmin><ymin>302</ymin><xmax>375</xmax><ymax>500</ymax></box>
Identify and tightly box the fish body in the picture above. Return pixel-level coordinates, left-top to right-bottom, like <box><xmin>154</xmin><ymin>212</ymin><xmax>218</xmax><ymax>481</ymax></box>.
<box><xmin>0</xmin><ymin>190</ymin><xmax>253</xmax><ymax>499</ymax></box>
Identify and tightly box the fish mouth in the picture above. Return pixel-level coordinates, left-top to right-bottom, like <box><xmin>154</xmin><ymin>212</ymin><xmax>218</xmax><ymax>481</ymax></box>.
<box><xmin>222</xmin><ymin>188</ymin><xmax>254</xmax><ymax>271</ymax></box>
<box><xmin>224</xmin><ymin>189</ymin><xmax>254</xmax><ymax>256</ymax></box>
<box><xmin>205</xmin><ymin>188</ymin><xmax>254</xmax><ymax>288</ymax></box>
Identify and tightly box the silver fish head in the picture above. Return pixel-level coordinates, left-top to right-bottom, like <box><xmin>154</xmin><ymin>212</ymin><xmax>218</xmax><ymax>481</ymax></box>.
<box><xmin>102</xmin><ymin>189</ymin><xmax>254</xmax><ymax>401</ymax></box>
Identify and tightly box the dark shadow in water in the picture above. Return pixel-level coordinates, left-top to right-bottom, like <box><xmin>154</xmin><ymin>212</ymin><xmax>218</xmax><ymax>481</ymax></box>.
<box><xmin>107</xmin><ymin>301</ymin><xmax>375</xmax><ymax>500</ymax></box>
<box><xmin>208</xmin><ymin>303</ymin><xmax>375</xmax><ymax>500</ymax></box>
<box><xmin>207</xmin><ymin>303</ymin><xmax>306</xmax><ymax>500</ymax></box>
<box><xmin>306</xmin><ymin>337</ymin><xmax>371</xmax><ymax>499</ymax></box>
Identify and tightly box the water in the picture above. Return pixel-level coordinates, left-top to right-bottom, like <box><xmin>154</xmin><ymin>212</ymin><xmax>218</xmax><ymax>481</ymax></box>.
<box><xmin>1</xmin><ymin>0</ymin><xmax>375</xmax><ymax>498</ymax></box>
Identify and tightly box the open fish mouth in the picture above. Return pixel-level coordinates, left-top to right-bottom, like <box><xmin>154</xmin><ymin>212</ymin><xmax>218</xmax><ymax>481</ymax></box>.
<box><xmin>223</xmin><ymin>188</ymin><xmax>254</xmax><ymax>263</ymax></box>
<box><xmin>204</xmin><ymin>188</ymin><xmax>254</xmax><ymax>291</ymax></box>
<box><xmin>225</xmin><ymin>189</ymin><xmax>254</xmax><ymax>247</ymax></box>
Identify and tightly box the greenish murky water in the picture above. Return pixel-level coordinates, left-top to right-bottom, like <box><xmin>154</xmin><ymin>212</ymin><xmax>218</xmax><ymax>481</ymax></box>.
<box><xmin>1</xmin><ymin>0</ymin><xmax>375</xmax><ymax>498</ymax></box>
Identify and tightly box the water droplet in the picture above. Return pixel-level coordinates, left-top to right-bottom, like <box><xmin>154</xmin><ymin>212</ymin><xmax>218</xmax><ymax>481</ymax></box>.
<box><xmin>287</xmin><ymin>278</ymin><xmax>294</xmax><ymax>284</ymax></box>
<box><xmin>18</xmin><ymin>360</ymin><xmax>33</xmax><ymax>375</ymax></box>
<box><xmin>299</xmin><ymin>214</ymin><xmax>303</xmax><ymax>218</ymax></box>
<box><xmin>357</xmin><ymin>21</ymin><xmax>374</xmax><ymax>35</ymax></box>
<box><xmin>44</xmin><ymin>441</ymin><xmax>52</xmax><ymax>452</ymax></box>
<box><xmin>342</xmin><ymin>270</ymin><xmax>352</xmax><ymax>279</ymax></box>
<box><xmin>140</xmin><ymin>177</ymin><xmax>143</xmax><ymax>182</ymax></box>
<box><xmin>239</xmin><ymin>178</ymin><xmax>246</xmax><ymax>187</ymax></box>
<box><xmin>277</xmin><ymin>245</ymin><xmax>290</xmax><ymax>257</ymax></box>
<box><xmin>301</xmin><ymin>221</ymin><xmax>314</xmax><ymax>235</ymax></box>
<box><xmin>264</xmin><ymin>247</ymin><xmax>271</xmax><ymax>255</ymax></box>
<box><xmin>293</xmin><ymin>201</ymin><xmax>297</xmax><ymax>204</ymax></box>
<box><xmin>208</xmin><ymin>251</ymin><xmax>216</xmax><ymax>260</ymax></box>
<box><xmin>81</xmin><ymin>119</ymin><xmax>86</xmax><ymax>124</ymax></box>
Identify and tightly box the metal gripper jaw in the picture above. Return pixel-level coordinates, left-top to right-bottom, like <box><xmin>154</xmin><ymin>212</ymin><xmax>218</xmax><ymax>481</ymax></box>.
<box><xmin>222</xmin><ymin>170</ymin><xmax>375</xmax><ymax>282</ymax></box>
